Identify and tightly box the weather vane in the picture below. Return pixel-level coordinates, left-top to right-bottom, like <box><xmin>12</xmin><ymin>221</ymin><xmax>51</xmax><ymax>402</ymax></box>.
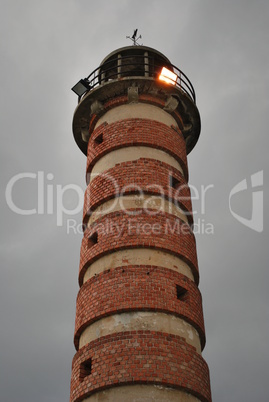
<box><xmin>126</xmin><ymin>29</ymin><xmax>142</xmax><ymax>46</ymax></box>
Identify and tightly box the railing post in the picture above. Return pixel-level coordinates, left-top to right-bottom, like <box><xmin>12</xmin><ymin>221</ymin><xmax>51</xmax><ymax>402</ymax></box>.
<box><xmin>144</xmin><ymin>51</ymin><xmax>149</xmax><ymax>77</ymax></box>
<box><xmin>101</xmin><ymin>70</ymin><xmax>105</xmax><ymax>84</ymax></box>
<box><xmin>118</xmin><ymin>54</ymin><xmax>122</xmax><ymax>78</ymax></box>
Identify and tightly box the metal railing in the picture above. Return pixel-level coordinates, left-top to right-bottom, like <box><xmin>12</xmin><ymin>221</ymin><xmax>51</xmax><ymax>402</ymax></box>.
<box><xmin>82</xmin><ymin>53</ymin><xmax>196</xmax><ymax>103</ymax></box>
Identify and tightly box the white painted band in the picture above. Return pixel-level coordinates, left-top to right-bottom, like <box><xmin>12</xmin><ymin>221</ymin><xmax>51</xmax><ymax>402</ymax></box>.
<box><xmin>90</xmin><ymin>146</ymin><xmax>184</xmax><ymax>181</ymax></box>
<box><xmin>96</xmin><ymin>103</ymin><xmax>178</xmax><ymax>128</ymax></box>
<box><xmin>86</xmin><ymin>195</ymin><xmax>188</xmax><ymax>226</ymax></box>
<box><xmin>83</xmin><ymin>384</ymin><xmax>201</xmax><ymax>402</ymax></box>
<box><xmin>79</xmin><ymin>311</ymin><xmax>201</xmax><ymax>354</ymax></box>
<box><xmin>83</xmin><ymin>248</ymin><xmax>194</xmax><ymax>284</ymax></box>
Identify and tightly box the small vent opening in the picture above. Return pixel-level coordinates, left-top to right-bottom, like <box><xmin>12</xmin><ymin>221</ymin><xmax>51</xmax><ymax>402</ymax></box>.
<box><xmin>94</xmin><ymin>133</ymin><xmax>103</xmax><ymax>145</ymax></box>
<box><xmin>170</xmin><ymin>175</ymin><xmax>180</xmax><ymax>189</ymax></box>
<box><xmin>79</xmin><ymin>358</ymin><xmax>92</xmax><ymax>382</ymax></box>
<box><xmin>88</xmin><ymin>232</ymin><xmax>98</xmax><ymax>248</ymax></box>
<box><xmin>176</xmin><ymin>284</ymin><xmax>188</xmax><ymax>300</ymax></box>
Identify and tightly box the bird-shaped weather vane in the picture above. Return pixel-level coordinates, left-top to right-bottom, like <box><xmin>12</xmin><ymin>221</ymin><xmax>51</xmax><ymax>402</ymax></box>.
<box><xmin>126</xmin><ymin>29</ymin><xmax>142</xmax><ymax>46</ymax></box>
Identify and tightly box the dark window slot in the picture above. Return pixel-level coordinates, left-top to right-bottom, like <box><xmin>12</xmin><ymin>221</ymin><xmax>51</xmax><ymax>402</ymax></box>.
<box><xmin>94</xmin><ymin>133</ymin><xmax>103</xmax><ymax>145</ymax></box>
<box><xmin>79</xmin><ymin>358</ymin><xmax>92</xmax><ymax>382</ymax></box>
<box><xmin>88</xmin><ymin>232</ymin><xmax>98</xmax><ymax>248</ymax></box>
<box><xmin>176</xmin><ymin>284</ymin><xmax>188</xmax><ymax>300</ymax></box>
<box><xmin>170</xmin><ymin>175</ymin><xmax>180</xmax><ymax>189</ymax></box>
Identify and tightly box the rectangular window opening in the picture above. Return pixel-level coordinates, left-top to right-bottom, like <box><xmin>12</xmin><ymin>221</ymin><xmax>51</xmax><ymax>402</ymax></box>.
<box><xmin>176</xmin><ymin>284</ymin><xmax>188</xmax><ymax>300</ymax></box>
<box><xmin>88</xmin><ymin>232</ymin><xmax>98</xmax><ymax>248</ymax></box>
<box><xmin>79</xmin><ymin>358</ymin><xmax>92</xmax><ymax>382</ymax></box>
<box><xmin>170</xmin><ymin>175</ymin><xmax>180</xmax><ymax>189</ymax></box>
<box><xmin>94</xmin><ymin>133</ymin><xmax>103</xmax><ymax>145</ymax></box>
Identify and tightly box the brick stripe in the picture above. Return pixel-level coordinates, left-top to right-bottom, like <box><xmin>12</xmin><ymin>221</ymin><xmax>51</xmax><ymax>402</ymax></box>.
<box><xmin>74</xmin><ymin>266</ymin><xmax>205</xmax><ymax>351</ymax></box>
<box><xmin>70</xmin><ymin>331</ymin><xmax>211</xmax><ymax>402</ymax></box>
<box><xmin>79</xmin><ymin>211</ymin><xmax>199</xmax><ymax>286</ymax></box>
<box><xmin>83</xmin><ymin>159</ymin><xmax>193</xmax><ymax>225</ymax></box>
<box><xmin>87</xmin><ymin>118</ymin><xmax>188</xmax><ymax>180</ymax></box>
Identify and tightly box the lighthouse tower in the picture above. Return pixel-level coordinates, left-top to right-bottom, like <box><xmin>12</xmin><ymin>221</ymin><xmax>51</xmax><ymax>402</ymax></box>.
<box><xmin>70</xmin><ymin>44</ymin><xmax>211</xmax><ymax>402</ymax></box>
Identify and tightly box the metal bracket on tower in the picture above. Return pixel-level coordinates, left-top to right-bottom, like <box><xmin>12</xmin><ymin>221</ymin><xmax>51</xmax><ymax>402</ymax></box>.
<box><xmin>128</xmin><ymin>85</ymin><xmax>139</xmax><ymax>103</ymax></box>
<box><xmin>182</xmin><ymin>123</ymin><xmax>193</xmax><ymax>151</ymax></box>
<box><xmin>163</xmin><ymin>96</ymin><xmax>179</xmax><ymax>113</ymax></box>
<box><xmin>80</xmin><ymin>118</ymin><xmax>90</xmax><ymax>142</ymax></box>
<box><xmin>182</xmin><ymin>123</ymin><xmax>193</xmax><ymax>137</ymax></box>
<box><xmin>90</xmin><ymin>100</ymin><xmax>104</xmax><ymax>115</ymax></box>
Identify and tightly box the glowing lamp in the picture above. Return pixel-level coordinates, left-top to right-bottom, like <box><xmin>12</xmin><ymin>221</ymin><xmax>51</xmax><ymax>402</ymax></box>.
<box><xmin>159</xmin><ymin>67</ymin><xmax>177</xmax><ymax>85</ymax></box>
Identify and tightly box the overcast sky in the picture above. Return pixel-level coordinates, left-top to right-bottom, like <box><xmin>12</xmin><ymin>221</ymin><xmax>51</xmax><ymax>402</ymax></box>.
<box><xmin>1</xmin><ymin>1</ymin><xmax>268</xmax><ymax>401</ymax></box>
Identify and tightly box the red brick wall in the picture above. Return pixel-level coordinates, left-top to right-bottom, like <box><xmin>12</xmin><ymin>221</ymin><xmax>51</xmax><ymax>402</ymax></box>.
<box><xmin>86</xmin><ymin>119</ymin><xmax>188</xmax><ymax>180</ymax></box>
<box><xmin>74</xmin><ymin>266</ymin><xmax>205</xmax><ymax>351</ymax></box>
<box><xmin>83</xmin><ymin>159</ymin><xmax>193</xmax><ymax>226</ymax></box>
<box><xmin>79</xmin><ymin>211</ymin><xmax>199</xmax><ymax>286</ymax></box>
<box><xmin>70</xmin><ymin>331</ymin><xmax>211</xmax><ymax>402</ymax></box>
